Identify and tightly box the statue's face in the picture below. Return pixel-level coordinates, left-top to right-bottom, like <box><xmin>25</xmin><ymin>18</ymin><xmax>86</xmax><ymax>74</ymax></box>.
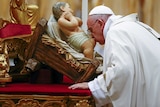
<box><xmin>15</xmin><ymin>0</ymin><xmax>24</xmax><ymax>7</ymax></box>
<box><xmin>62</xmin><ymin>3</ymin><xmax>73</xmax><ymax>13</ymax></box>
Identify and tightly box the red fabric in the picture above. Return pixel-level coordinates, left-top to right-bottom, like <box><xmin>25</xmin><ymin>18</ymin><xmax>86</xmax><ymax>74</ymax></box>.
<box><xmin>0</xmin><ymin>23</ymin><xmax>31</xmax><ymax>38</ymax></box>
<box><xmin>63</xmin><ymin>76</ymin><xmax>74</xmax><ymax>84</ymax></box>
<box><xmin>0</xmin><ymin>83</ymin><xmax>91</xmax><ymax>96</ymax></box>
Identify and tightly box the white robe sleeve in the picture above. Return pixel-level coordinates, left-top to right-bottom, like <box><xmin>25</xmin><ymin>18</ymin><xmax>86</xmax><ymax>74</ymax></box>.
<box><xmin>88</xmin><ymin>75</ymin><xmax>111</xmax><ymax>107</ymax></box>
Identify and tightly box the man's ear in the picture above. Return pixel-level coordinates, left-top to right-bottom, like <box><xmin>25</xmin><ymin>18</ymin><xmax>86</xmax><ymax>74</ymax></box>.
<box><xmin>97</xmin><ymin>19</ymin><xmax>105</xmax><ymax>28</ymax></box>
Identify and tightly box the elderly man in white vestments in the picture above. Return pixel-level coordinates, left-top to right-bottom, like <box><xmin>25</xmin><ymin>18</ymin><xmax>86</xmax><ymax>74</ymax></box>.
<box><xmin>69</xmin><ymin>5</ymin><xmax>160</xmax><ymax>107</ymax></box>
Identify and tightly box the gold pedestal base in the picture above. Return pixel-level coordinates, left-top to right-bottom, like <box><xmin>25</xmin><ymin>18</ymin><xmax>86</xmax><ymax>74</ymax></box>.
<box><xmin>0</xmin><ymin>77</ymin><xmax>12</xmax><ymax>87</ymax></box>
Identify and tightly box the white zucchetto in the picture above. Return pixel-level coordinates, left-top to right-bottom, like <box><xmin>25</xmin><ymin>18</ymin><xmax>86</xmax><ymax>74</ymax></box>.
<box><xmin>89</xmin><ymin>5</ymin><xmax>114</xmax><ymax>15</ymax></box>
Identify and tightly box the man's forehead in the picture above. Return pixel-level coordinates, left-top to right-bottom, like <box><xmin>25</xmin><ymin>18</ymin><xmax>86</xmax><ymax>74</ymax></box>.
<box><xmin>87</xmin><ymin>16</ymin><xmax>95</xmax><ymax>24</ymax></box>
<box><xmin>88</xmin><ymin>15</ymin><xmax>98</xmax><ymax>22</ymax></box>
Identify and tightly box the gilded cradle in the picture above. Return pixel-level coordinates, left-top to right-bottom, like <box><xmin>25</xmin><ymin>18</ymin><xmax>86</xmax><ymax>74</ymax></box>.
<box><xmin>23</xmin><ymin>18</ymin><xmax>100</xmax><ymax>83</ymax></box>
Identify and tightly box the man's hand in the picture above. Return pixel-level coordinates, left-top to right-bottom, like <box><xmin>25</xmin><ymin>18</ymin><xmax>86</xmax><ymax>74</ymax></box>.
<box><xmin>68</xmin><ymin>82</ymin><xmax>89</xmax><ymax>90</ymax></box>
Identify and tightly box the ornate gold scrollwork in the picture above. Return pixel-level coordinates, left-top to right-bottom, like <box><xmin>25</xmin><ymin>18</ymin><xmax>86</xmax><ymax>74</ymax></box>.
<box><xmin>0</xmin><ymin>99</ymin><xmax>15</xmax><ymax>107</ymax></box>
<box><xmin>15</xmin><ymin>99</ymin><xmax>41</xmax><ymax>107</ymax></box>
<box><xmin>0</xmin><ymin>42</ymin><xmax>12</xmax><ymax>87</ymax></box>
<box><xmin>0</xmin><ymin>95</ymin><xmax>96</xmax><ymax>107</ymax></box>
<box><xmin>41</xmin><ymin>35</ymin><xmax>89</xmax><ymax>73</ymax></box>
<box><xmin>75</xmin><ymin>100</ymin><xmax>91</xmax><ymax>107</ymax></box>
<box><xmin>41</xmin><ymin>100</ymin><xmax>67</xmax><ymax>107</ymax></box>
<box><xmin>68</xmin><ymin>96</ymin><xmax>95</xmax><ymax>107</ymax></box>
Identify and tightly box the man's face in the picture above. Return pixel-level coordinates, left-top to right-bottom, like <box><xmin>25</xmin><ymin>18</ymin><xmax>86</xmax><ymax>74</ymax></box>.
<box><xmin>87</xmin><ymin>15</ymin><xmax>105</xmax><ymax>45</ymax></box>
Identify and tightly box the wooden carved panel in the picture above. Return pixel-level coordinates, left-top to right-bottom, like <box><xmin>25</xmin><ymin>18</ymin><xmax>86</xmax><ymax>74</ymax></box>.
<box><xmin>0</xmin><ymin>94</ymin><xmax>95</xmax><ymax>107</ymax></box>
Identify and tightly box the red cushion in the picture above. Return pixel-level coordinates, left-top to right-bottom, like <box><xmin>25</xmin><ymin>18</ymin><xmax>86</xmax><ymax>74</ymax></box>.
<box><xmin>0</xmin><ymin>83</ymin><xmax>91</xmax><ymax>96</ymax></box>
<box><xmin>0</xmin><ymin>23</ymin><xmax>31</xmax><ymax>38</ymax></box>
<box><xmin>63</xmin><ymin>76</ymin><xmax>74</xmax><ymax>84</ymax></box>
